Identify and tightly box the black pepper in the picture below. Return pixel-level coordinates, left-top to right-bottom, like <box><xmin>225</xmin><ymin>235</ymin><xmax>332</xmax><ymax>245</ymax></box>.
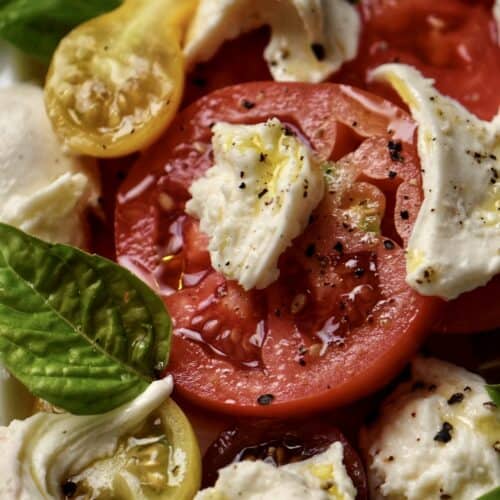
<box><xmin>447</xmin><ymin>392</ymin><xmax>464</xmax><ymax>405</ymax></box>
<box><xmin>258</xmin><ymin>188</ymin><xmax>269</xmax><ymax>198</ymax></box>
<box><xmin>241</xmin><ymin>99</ymin><xmax>256</xmax><ymax>110</ymax></box>
<box><xmin>400</xmin><ymin>210</ymin><xmax>410</xmax><ymax>220</ymax></box>
<box><xmin>354</xmin><ymin>267</ymin><xmax>365</xmax><ymax>278</ymax></box>
<box><xmin>257</xmin><ymin>394</ymin><xmax>275</xmax><ymax>405</ymax></box>
<box><xmin>62</xmin><ymin>481</ymin><xmax>77</xmax><ymax>497</ymax></box>
<box><xmin>333</xmin><ymin>241</ymin><xmax>344</xmax><ymax>253</ymax></box>
<box><xmin>311</xmin><ymin>43</ymin><xmax>326</xmax><ymax>61</ymax></box>
<box><xmin>388</xmin><ymin>170</ymin><xmax>398</xmax><ymax>179</ymax></box>
<box><xmin>383</xmin><ymin>240</ymin><xmax>395</xmax><ymax>250</ymax></box>
<box><xmin>388</xmin><ymin>140</ymin><xmax>404</xmax><ymax>162</ymax></box>
<box><xmin>434</xmin><ymin>422</ymin><xmax>453</xmax><ymax>443</ymax></box>
<box><xmin>239</xmin><ymin>182</ymin><xmax>246</xmax><ymax>189</ymax></box>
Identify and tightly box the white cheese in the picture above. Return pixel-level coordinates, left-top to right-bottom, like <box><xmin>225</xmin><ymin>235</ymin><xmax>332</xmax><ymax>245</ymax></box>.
<box><xmin>360</xmin><ymin>358</ymin><xmax>500</xmax><ymax>500</ymax></box>
<box><xmin>183</xmin><ymin>0</ymin><xmax>360</xmax><ymax>83</ymax></box>
<box><xmin>0</xmin><ymin>84</ymin><xmax>99</xmax><ymax>248</ymax></box>
<box><xmin>0</xmin><ymin>376</ymin><xmax>173</xmax><ymax>500</ymax></box>
<box><xmin>186</xmin><ymin>118</ymin><xmax>324</xmax><ymax>290</ymax></box>
<box><xmin>195</xmin><ymin>441</ymin><xmax>357</xmax><ymax>500</ymax></box>
<box><xmin>371</xmin><ymin>63</ymin><xmax>500</xmax><ymax>300</ymax></box>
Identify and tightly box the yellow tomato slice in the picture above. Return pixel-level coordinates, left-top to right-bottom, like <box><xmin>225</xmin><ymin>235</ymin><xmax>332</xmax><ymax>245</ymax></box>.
<box><xmin>45</xmin><ymin>0</ymin><xmax>197</xmax><ymax>158</ymax></box>
<box><xmin>64</xmin><ymin>398</ymin><xmax>202</xmax><ymax>499</ymax></box>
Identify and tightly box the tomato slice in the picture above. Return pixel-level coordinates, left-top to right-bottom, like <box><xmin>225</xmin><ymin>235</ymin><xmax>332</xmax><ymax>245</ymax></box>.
<box><xmin>334</xmin><ymin>0</ymin><xmax>500</xmax><ymax>121</ymax></box>
<box><xmin>115</xmin><ymin>82</ymin><xmax>440</xmax><ymax>416</ymax></box>
<box><xmin>181</xmin><ymin>2</ymin><xmax>500</xmax><ymax>121</ymax></box>
<box><xmin>62</xmin><ymin>398</ymin><xmax>201</xmax><ymax>500</ymax></box>
<box><xmin>434</xmin><ymin>275</ymin><xmax>500</xmax><ymax>334</ymax></box>
<box><xmin>45</xmin><ymin>0</ymin><xmax>195</xmax><ymax>158</ymax></box>
<box><xmin>201</xmin><ymin>419</ymin><xmax>367</xmax><ymax>499</ymax></box>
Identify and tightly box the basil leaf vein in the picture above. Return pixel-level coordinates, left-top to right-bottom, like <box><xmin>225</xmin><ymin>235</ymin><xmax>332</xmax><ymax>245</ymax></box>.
<box><xmin>0</xmin><ymin>223</ymin><xmax>170</xmax><ymax>414</ymax></box>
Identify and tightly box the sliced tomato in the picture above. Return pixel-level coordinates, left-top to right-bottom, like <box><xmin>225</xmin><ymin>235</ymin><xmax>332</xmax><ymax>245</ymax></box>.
<box><xmin>334</xmin><ymin>0</ymin><xmax>500</xmax><ymax>121</ymax></box>
<box><xmin>434</xmin><ymin>275</ymin><xmax>500</xmax><ymax>334</ymax></box>
<box><xmin>201</xmin><ymin>419</ymin><xmax>367</xmax><ymax>499</ymax></box>
<box><xmin>115</xmin><ymin>82</ymin><xmax>440</xmax><ymax>417</ymax></box>
<box><xmin>181</xmin><ymin>2</ymin><xmax>500</xmax><ymax>121</ymax></box>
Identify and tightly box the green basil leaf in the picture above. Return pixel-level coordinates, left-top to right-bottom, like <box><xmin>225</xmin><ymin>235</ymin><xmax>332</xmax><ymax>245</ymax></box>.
<box><xmin>477</xmin><ymin>486</ymin><xmax>500</xmax><ymax>500</ymax></box>
<box><xmin>0</xmin><ymin>0</ymin><xmax>122</xmax><ymax>62</ymax></box>
<box><xmin>486</xmin><ymin>384</ymin><xmax>500</xmax><ymax>407</ymax></box>
<box><xmin>0</xmin><ymin>223</ymin><xmax>171</xmax><ymax>414</ymax></box>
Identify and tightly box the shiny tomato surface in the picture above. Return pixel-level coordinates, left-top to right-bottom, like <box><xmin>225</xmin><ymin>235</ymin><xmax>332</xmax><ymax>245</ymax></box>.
<box><xmin>202</xmin><ymin>419</ymin><xmax>368</xmax><ymax>499</ymax></box>
<box><xmin>115</xmin><ymin>82</ymin><xmax>440</xmax><ymax>417</ymax></box>
<box><xmin>180</xmin><ymin>0</ymin><xmax>500</xmax><ymax>335</ymax></box>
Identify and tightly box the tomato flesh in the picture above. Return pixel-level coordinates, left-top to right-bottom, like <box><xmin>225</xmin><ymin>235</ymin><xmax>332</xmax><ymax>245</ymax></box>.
<box><xmin>179</xmin><ymin>0</ymin><xmax>500</xmax><ymax>336</ymax></box>
<box><xmin>116</xmin><ymin>82</ymin><xmax>440</xmax><ymax>416</ymax></box>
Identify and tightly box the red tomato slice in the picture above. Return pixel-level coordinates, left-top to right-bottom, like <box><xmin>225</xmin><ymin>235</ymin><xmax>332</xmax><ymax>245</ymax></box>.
<box><xmin>201</xmin><ymin>419</ymin><xmax>368</xmax><ymax>499</ymax></box>
<box><xmin>181</xmin><ymin>2</ymin><xmax>500</xmax><ymax>121</ymax></box>
<box><xmin>334</xmin><ymin>0</ymin><xmax>500</xmax><ymax>121</ymax></box>
<box><xmin>434</xmin><ymin>275</ymin><xmax>500</xmax><ymax>334</ymax></box>
<box><xmin>115</xmin><ymin>82</ymin><xmax>440</xmax><ymax>416</ymax></box>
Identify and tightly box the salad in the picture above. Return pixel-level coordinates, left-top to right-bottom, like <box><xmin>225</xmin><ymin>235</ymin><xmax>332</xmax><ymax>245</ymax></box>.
<box><xmin>0</xmin><ymin>0</ymin><xmax>499</xmax><ymax>499</ymax></box>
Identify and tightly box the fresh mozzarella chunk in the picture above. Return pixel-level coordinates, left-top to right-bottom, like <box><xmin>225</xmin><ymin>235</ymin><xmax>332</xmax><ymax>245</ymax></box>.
<box><xmin>186</xmin><ymin>118</ymin><xmax>324</xmax><ymax>290</ymax></box>
<box><xmin>0</xmin><ymin>84</ymin><xmax>99</xmax><ymax>248</ymax></box>
<box><xmin>360</xmin><ymin>358</ymin><xmax>500</xmax><ymax>500</ymax></box>
<box><xmin>371</xmin><ymin>63</ymin><xmax>500</xmax><ymax>299</ymax></box>
<box><xmin>183</xmin><ymin>0</ymin><xmax>360</xmax><ymax>83</ymax></box>
<box><xmin>0</xmin><ymin>376</ymin><xmax>173</xmax><ymax>500</ymax></box>
<box><xmin>196</xmin><ymin>441</ymin><xmax>357</xmax><ymax>500</ymax></box>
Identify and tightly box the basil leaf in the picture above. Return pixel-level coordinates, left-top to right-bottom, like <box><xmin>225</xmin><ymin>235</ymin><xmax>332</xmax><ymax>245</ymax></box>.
<box><xmin>0</xmin><ymin>223</ymin><xmax>171</xmax><ymax>415</ymax></box>
<box><xmin>0</xmin><ymin>0</ymin><xmax>122</xmax><ymax>63</ymax></box>
<box><xmin>486</xmin><ymin>384</ymin><xmax>500</xmax><ymax>407</ymax></box>
<box><xmin>477</xmin><ymin>486</ymin><xmax>500</xmax><ymax>500</ymax></box>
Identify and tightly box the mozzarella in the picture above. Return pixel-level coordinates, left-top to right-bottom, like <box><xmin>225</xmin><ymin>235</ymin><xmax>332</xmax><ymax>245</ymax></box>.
<box><xmin>360</xmin><ymin>358</ymin><xmax>500</xmax><ymax>500</ymax></box>
<box><xmin>186</xmin><ymin>118</ymin><xmax>324</xmax><ymax>290</ymax></box>
<box><xmin>195</xmin><ymin>441</ymin><xmax>357</xmax><ymax>500</ymax></box>
<box><xmin>371</xmin><ymin>63</ymin><xmax>500</xmax><ymax>300</ymax></box>
<box><xmin>183</xmin><ymin>0</ymin><xmax>360</xmax><ymax>83</ymax></box>
<box><xmin>0</xmin><ymin>84</ymin><xmax>99</xmax><ymax>248</ymax></box>
<box><xmin>0</xmin><ymin>376</ymin><xmax>173</xmax><ymax>500</ymax></box>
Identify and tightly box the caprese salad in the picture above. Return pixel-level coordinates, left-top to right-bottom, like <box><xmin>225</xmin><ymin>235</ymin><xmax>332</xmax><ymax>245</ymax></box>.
<box><xmin>0</xmin><ymin>1</ymin><xmax>499</xmax><ymax>499</ymax></box>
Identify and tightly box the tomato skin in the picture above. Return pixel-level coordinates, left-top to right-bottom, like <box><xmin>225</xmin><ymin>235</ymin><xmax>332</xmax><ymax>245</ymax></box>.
<box><xmin>333</xmin><ymin>0</ymin><xmax>500</xmax><ymax>121</ymax></box>
<box><xmin>434</xmin><ymin>275</ymin><xmax>500</xmax><ymax>334</ymax></box>
<box><xmin>182</xmin><ymin>1</ymin><xmax>500</xmax><ymax>121</ymax></box>
<box><xmin>201</xmin><ymin>420</ymin><xmax>368</xmax><ymax>499</ymax></box>
<box><xmin>116</xmin><ymin>82</ymin><xmax>440</xmax><ymax>417</ymax></box>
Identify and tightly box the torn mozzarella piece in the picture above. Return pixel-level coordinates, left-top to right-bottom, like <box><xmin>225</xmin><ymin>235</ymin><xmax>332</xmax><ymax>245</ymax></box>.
<box><xmin>371</xmin><ymin>63</ymin><xmax>500</xmax><ymax>299</ymax></box>
<box><xmin>186</xmin><ymin>118</ymin><xmax>324</xmax><ymax>290</ymax></box>
<box><xmin>183</xmin><ymin>0</ymin><xmax>360</xmax><ymax>83</ymax></box>
<box><xmin>360</xmin><ymin>358</ymin><xmax>500</xmax><ymax>500</ymax></box>
<box><xmin>0</xmin><ymin>84</ymin><xmax>99</xmax><ymax>248</ymax></box>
